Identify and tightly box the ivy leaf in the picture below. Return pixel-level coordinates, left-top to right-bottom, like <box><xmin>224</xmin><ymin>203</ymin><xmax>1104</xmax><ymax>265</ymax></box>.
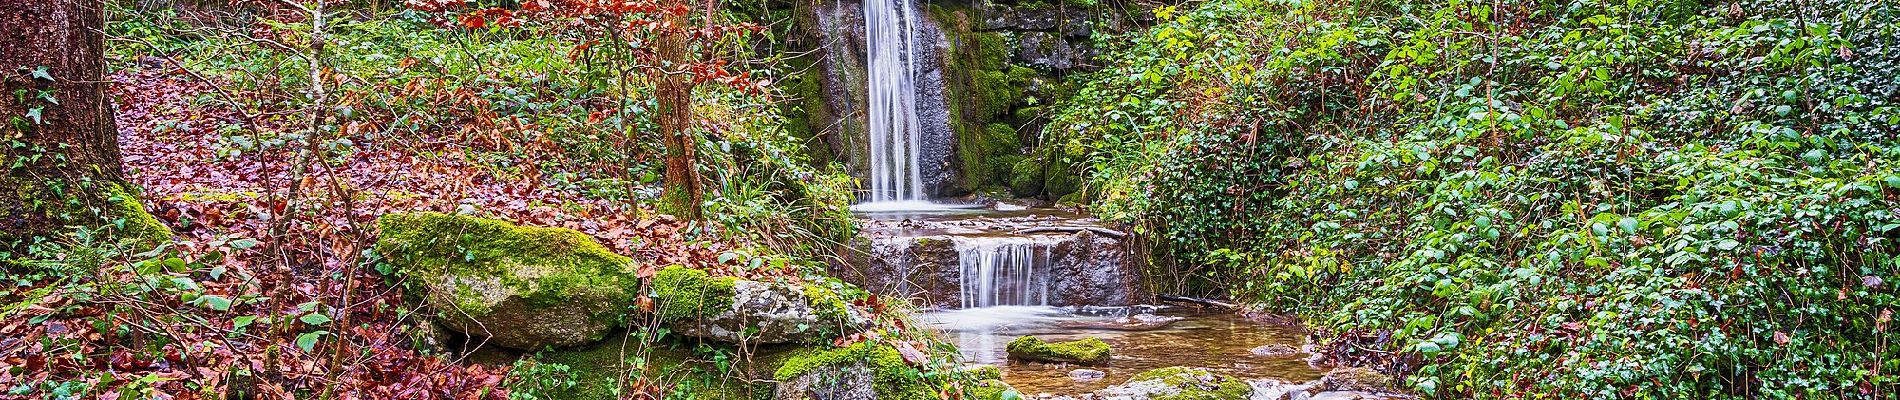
<box><xmin>232</xmin><ymin>315</ymin><xmax>258</xmax><ymax>330</ymax></box>
<box><xmin>1617</xmin><ymin>217</ymin><xmax>1638</xmax><ymax>234</ymax></box>
<box><xmin>24</xmin><ymin>107</ymin><xmax>43</xmax><ymax>125</ymax></box>
<box><xmin>29</xmin><ymin>66</ymin><xmax>52</xmax><ymax>81</ymax></box>
<box><xmin>299</xmin><ymin>312</ymin><xmax>332</xmax><ymax>326</ymax></box>
<box><xmin>296</xmin><ymin>331</ymin><xmax>328</xmax><ymax>352</ymax></box>
<box><xmin>195</xmin><ymin>295</ymin><xmax>233</xmax><ymax>311</ymax></box>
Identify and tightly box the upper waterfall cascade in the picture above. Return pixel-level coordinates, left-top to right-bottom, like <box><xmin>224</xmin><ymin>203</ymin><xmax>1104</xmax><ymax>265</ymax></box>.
<box><xmin>863</xmin><ymin>0</ymin><xmax>926</xmax><ymax>204</ymax></box>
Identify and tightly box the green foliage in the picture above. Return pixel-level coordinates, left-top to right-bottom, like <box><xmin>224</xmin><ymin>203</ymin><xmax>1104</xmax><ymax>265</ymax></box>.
<box><xmin>1053</xmin><ymin>0</ymin><xmax>1900</xmax><ymax>397</ymax></box>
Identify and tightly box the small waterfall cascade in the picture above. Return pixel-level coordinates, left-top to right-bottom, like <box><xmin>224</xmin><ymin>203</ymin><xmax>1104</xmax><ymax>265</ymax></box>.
<box><xmin>863</xmin><ymin>0</ymin><xmax>926</xmax><ymax>203</ymax></box>
<box><xmin>955</xmin><ymin>236</ymin><xmax>1057</xmax><ymax>308</ymax></box>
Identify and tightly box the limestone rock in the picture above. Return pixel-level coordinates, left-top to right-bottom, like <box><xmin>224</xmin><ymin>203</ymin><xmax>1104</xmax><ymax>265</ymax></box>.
<box><xmin>773</xmin><ymin>342</ymin><xmax>936</xmax><ymax>400</ymax></box>
<box><xmin>1069</xmin><ymin>368</ymin><xmax>1107</xmax><ymax>381</ymax></box>
<box><xmin>376</xmin><ymin>212</ymin><xmax>640</xmax><ymax>350</ymax></box>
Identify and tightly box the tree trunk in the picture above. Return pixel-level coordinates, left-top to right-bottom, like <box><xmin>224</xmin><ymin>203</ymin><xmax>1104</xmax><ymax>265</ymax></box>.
<box><xmin>651</xmin><ymin>10</ymin><xmax>704</xmax><ymax>221</ymax></box>
<box><xmin>1</xmin><ymin>0</ymin><xmax>167</xmax><ymax>248</ymax></box>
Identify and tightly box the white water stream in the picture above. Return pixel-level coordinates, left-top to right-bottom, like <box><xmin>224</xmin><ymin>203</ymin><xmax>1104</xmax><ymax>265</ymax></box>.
<box><xmin>862</xmin><ymin>0</ymin><xmax>927</xmax><ymax>204</ymax></box>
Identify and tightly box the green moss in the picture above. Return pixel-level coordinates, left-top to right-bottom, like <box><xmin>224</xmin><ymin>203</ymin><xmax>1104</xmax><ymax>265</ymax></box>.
<box><xmin>1008</xmin><ymin>157</ymin><xmax>1047</xmax><ymax>197</ymax></box>
<box><xmin>1126</xmin><ymin>367</ymin><xmax>1252</xmax><ymax>400</ymax></box>
<box><xmin>970</xmin><ymin>379</ymin><xmax>1021</xmax><ymax>400</ymax></box>
<box><xmin>526</xmin><ymin>336</ymin><xmax>767</xmax><ymax>400</ymax></box>
<box><xmin>1</xmin><ymin>176</ymin><xmax>172</xmax><ymax>249</ymax></box>
<box><xmin>966</xmin><ymin>365</ymin><xmax>1002</xmax><ymax>380</ymax></box>
<box><xmin>652</xmin><ymin>266</ymin><xmax>738</xmax><ymax>323</ymax></box>
<box><xmin>774</xmin><ymin>342</ymin><xmax>938</xmax><ymax>400</ymax></box>
<box><xmin>375</xmin><ymin>212</ymin><xmax>639</xmax><ymax>325</ymax></box>
<box><xmin>1005</xmin><ymin>336</ymin><xmax>1110</xmax><ymax>365</ymax></box>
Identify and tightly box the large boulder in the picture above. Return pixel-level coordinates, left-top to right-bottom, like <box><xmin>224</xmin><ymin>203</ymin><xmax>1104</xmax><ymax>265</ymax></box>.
<box><xmin>376</xmin><ymin>212</ymin><xmax>640</xmax><ymax>350</ymax></box>
<box><xmin>654</xmin><ymin>266</ymin><xmax>869</xmax><ymax>344</ymax></box>
<box><xmin>1095</xmin><ymin>367</ymin><xmax>1252</xmax><ymax>400</ymax></box>
<box><xmin>773</xmin><ymin>342</ymin><xmax>939</xmax><ymax>400</ymax></box>
<box><xmin>1006</xmin><ymin>336</ymin><xmax>1111</xmax><ymax>365</ymax></box>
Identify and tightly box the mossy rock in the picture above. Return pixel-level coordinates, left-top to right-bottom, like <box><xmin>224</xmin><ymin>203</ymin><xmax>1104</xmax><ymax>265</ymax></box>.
<box><xmin>773</xmin><ymin>342</ymin><xmax>939</xmax><ymax>400</ymax></box>
<box><xmin>1008</xmin><ymin>157</ymin><xmax>1047</xmax><ymax>197</ymax></box>
<box><xmin>653</xmin><ymin>266</ymin><xmax>867</xmax><ymax>344</ymax></box>
<box><xmin>969</xmin><ymin>379</ymin><xmax>1022</xmax><ymax>400</ymax></box>
<box><xmin>1095</xmin><ymin>367</ymin><xmax>1251</xmax><ymax>400</ymax></box>
<box><xmin>376</xmin><ymin>212</ymin><xmax>641</xmax><ymax>350</ymax></box>
<box><xmin>1005</xmin><ymin>336</ymin><xmax>1110</xmax><ymax>365</ymax></box>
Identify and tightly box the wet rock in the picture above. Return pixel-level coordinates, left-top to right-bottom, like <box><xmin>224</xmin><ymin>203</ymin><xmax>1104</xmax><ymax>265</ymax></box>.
<box><xmin>849</xmin><ymin>228</ymin><xmax>1147</xmax><ymax>308</ymax></box>
<box><xmin>775</xmin><ymin>362</ymin><xmax>877</xmax><ymax>400</ymax></box>
<box><xmin>1058</xmin><ymin>314</ymin><xmax>1183</xmax><ymax>331</ymax></box>
<box><xmin>1248</xmin><ymin>379</ymin><xmax>1319</xmax><ymax>400</ymax></box>
<box><xmin>655</xmin><ymin>266</ymin><xmax>868</xmax><ymax>344</ymax></box>
<box><xmin>1069</xmin><ymin>368</ymin><xmax>1107</xmax><ymax>381</ymax></box>
<box><xmin>1016</xmin><ymin>31</ymin><xmax>1085</xmax><ymax>71</ymax></box>
<box><xmin>1250</xmin><ymin>343</ymin><xmax>1301</xmax><ymax>357</ymax></box>
<box><xmin>1007</xmin><ymin>336</ymin><xmax>1112</xmax><ymax>365</ymax></box>
<box><xmin>1318</xmin><ymin>367</ymin><xmax>1395</xmax><ymax>393</ymax></box>
<box><xmin>376</xmin><ymin>212</ymin><xmax>640</xmax><ymax>350</ymax></box>
<box><xmin>1095</xmin><ymin>367</ymin><xmax>1251</xmax><ymax>400</ymax></box>
<box><xmin>1049</xmin><ymin>230</ymin><xmax>1147</xmax><ymax>306</ymax></box>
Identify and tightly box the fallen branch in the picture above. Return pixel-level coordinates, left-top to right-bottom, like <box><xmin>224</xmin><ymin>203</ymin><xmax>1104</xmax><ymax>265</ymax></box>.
<box><xmin>1012</xmin><ymin>226</ymin><xmax>1128</xmax><ymax>238</ymax></box>
<box><xmin>1158</xmin><ymin>294</ymin><xmax>1240</xmax><ymax>310</ymax></box>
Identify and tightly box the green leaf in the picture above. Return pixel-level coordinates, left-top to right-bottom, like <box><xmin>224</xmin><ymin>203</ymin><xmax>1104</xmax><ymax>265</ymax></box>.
<box><xmin>1618</xmin><ymin>217</ymin><xmax>1638</xmax><ymax>234</ymax></box>
<box><xmin>24</xmin><ymin>107</ymin><xmax>43</xmax><ymax>124</ymax></box>
<box><xmin>233</xmin><ymin>315</ymin><xmax>258</xmax><ymax>329</ymax></box>
<box><xmin>195</xmin><ymin>295</ymin><xmax>233</xmax><ymax>311</ymax></box>
<box><xmin>230</xmin><ymin>238</ymin><xmax>261</xmax><ymax>250</ymax></box>
<box><xmin>296</xmin><ymin>331</ymin><xmax>328</xmax><ymax>352</ymax></box>
<box><xmin>29</xmin><ymin>66</ymin><xmax>52</xmax><ymax>81</ymax></box>
<box><xmin>299</xmin><ymin>312</ymin><xmax>332</xmax><ymax>326</ymax></box>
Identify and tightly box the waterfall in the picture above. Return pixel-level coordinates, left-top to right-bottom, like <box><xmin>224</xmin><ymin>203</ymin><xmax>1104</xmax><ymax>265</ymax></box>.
<box><xmin>863</xmin><ymin>0</ymin><xmax>926</xmax><ymax>203</ymax></box>
<box><xmin>955</xmin><ymin>236</ymin><xmax>1055</xmax><ymax>308</ymax></box>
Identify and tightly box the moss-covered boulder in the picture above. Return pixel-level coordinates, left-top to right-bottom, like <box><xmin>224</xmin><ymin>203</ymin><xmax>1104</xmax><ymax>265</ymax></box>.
<box><xmin>376</xmin><ymin>212</ymin><xmax>641</xmax><ymax>350</ymax></box>
<box><xmin>772</xmin><ymin>342</ymin><xmax>939</xmax><ymax>400</ymax></box>
<box><xmin>1005</xmin><ymin>336</ymin><xmax>1110</xmax><ymax>365</ymax></box>
<box><xmin>1094</xmin><ymin>367</ymin><xmax>1252</xmax><ymax>400</ymax></box>
<box><xmin>654</xmin><ymin>266</ymin><xmax>869</xmax><ymax>344</ymax></box>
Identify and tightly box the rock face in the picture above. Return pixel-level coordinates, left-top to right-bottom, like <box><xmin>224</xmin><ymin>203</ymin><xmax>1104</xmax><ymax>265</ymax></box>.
<box><xmin>1007</xmin><ymin>336</ymin><xmax>1111</xmax><ymax>365</ymax></box>
<box><xmin>1317</xmin><ymin>368</ymin><xmax>1395</xmax><ymax>393</ymax></box>
<box><xmin>1095</xmin><ymin>367</ymin><xmax>1253</xmax><ymax>400</ymax></box>
<box><xmin>654</xmin><ymin>266</ymin><xmax>868</xmax><ymax>344</ymax></box>
<box><xmin>802</xmin><ymin>0</ymin><xmax>962</xmax><ymax>197</ymax></box>
<box><xmin>376</xmin><ymin>212</ymin><xmax>641</xmax><ymax>350</ymax></box>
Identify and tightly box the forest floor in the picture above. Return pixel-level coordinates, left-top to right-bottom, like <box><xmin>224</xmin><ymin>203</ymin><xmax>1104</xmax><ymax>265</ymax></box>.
<box><xmin>0</xmin><ymin>65</ymin><xmax>797</xmax><ymax>398</ymax></box>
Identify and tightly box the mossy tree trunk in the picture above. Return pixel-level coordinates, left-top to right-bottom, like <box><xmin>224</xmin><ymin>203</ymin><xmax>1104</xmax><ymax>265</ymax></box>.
<box><xmin>1</xmin><ymin>0</ymin><xmax>167</xmax><ymax>248</ymax></box>
<box><xmin>651</xmin><ymin>9</ymin><xmax>705</xmax><ymax>221</ymax></box>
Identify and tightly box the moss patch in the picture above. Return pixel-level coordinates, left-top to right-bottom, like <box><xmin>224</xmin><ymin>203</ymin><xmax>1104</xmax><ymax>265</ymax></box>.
<box><xmin>651</xmin><ymin>265</ymin><xmax>738</xmax><ymax>323</ymax></box>
<box><xmin>774</xmin><ymin>342</ymin><xmax>938</xmax><ymax>400</ymax></box>
<box><xmin>1</xmin><ymin>176</ymin><xmax>172</xmax><ymax>250</ymax></box>
<box><xmin>1005</xmin><ymin>336</ymin><xmax>1110</xmax><ymax>365</ymax></box>
<box><xmin>375</xmin><ymin>212</ymin><xmax>639</xmax><ymax>329</ymax></box>
<box><xmin>970</xmin><ymin>379</ymin><xmax>1021</xmax><ymax>400</ymax></box>
<box><xmin>1124</xmin><ymin>367</ymin><xmax>1253</xmax><ymax>400</ymax></box>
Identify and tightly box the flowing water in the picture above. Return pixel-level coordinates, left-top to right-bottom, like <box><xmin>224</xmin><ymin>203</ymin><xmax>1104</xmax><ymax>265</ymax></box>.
<box><xmin>920</xmin><ymin>306</ymin><xmax>1324</xmax><ymax>395</ymax></box>
<box><xmin>862</xmin><ymin>0</ymin><xmax>926</xmax><ymax>203</ymax></box>
<box><xmin>956</xmin><ymin>236</ymin><xmax>1058</xmax><ymax>308</ymax></box>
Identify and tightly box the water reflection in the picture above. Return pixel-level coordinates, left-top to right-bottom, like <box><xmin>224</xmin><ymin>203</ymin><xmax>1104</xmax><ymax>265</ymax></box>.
<box><xmin>919</xmin><ymin>306</ymin><xmax>1323</xmax><ymax>395</ymax></box>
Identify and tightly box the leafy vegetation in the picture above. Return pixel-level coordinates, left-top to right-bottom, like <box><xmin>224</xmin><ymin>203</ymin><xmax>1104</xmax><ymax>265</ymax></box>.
<box><xmin>1050</xmin><ymin>0</ymin><xmax>1898</xmax><ymax>397</ymax></box>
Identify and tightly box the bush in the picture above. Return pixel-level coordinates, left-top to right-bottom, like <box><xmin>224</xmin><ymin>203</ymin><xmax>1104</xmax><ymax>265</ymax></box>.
<box><xmin>1050</xmin><ymin>0</ymin><xmax>1900</xmax><ymax>397</ymax></box>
